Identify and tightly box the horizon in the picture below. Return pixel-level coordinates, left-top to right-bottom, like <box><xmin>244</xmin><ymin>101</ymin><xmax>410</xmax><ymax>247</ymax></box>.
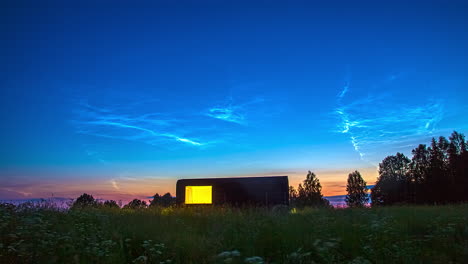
<box><xmin>0</xmin><ymin>174</ymin><xmax>368</xmax><ymax>207</ymax></box>
<box><xmin>2</xmin><ymin>1</ymin><xmax>468</xmax><ymax>204</ymax></box>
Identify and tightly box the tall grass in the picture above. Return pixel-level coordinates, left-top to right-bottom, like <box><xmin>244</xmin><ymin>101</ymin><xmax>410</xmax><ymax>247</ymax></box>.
<box><xmin>1</xmin><ymin>204</ymin><xmax>467</xmax><ymax>263</ymax></box>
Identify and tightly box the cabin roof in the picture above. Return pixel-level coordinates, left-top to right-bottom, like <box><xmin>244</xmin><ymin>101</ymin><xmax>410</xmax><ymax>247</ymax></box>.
<box><xmin>177</xmin><ymin>175</ymin><xmax>287</xmax><ymax>182</ymax></box>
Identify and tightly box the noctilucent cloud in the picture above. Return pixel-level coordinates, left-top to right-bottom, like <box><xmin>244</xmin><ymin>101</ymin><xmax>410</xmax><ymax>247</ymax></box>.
<box><xmin>1</xmin><ymin>1</ymin><xmax>468</xmax><ymax>203</ymax></box>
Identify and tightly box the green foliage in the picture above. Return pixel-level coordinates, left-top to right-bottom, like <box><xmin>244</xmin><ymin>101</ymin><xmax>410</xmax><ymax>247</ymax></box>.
<box><xmin>345</xmin><ymin>171</ymin><xmax>368</xmax><ymax>208</ymax></box>
<box><xmin>1</xmin><ymin>204</ymin><xmax>467</xmax><ymax>263</ymax></box>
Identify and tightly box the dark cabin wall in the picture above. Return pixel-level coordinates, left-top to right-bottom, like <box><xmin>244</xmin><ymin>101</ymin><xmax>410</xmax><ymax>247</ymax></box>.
<box><xmin>176</xmin><ymin>176</ymin><xmax>289</xmax><ymax>206</ymax></box>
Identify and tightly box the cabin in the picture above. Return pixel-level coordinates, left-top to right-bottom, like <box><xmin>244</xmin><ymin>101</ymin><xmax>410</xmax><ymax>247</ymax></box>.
<box><xmin>176</xmin><ymin>176</ymin><xmax>289</xmax><ymax>206</ymax></box>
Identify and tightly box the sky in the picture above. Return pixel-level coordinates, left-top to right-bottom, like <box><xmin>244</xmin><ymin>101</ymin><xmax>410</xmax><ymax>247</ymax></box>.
<box><xmin>1</xmin><ymin>0</ymin><xmax>468</xmax><ymax>204</ymax></box>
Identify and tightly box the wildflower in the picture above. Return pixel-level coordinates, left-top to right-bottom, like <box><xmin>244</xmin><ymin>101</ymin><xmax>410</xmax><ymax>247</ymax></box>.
<box><xmin>348</xmin><ymin>256</ymin><xmax>372</xmax><ymax>264</ymax></box>
<box><xmin>287</xmin><ymin>248</ymin><xmax>311</xmax><ymax>260</ymax></box>
<box><xmin>133</xmin><ymin>255</ymin><xmax>148</xmax><ymax>263</ymax></box>
<box><xmin>217</xmin><ymin>250</ymin><xmax>241</xmax><ymax>259</ymax></box>
<box><xmin>217</xmin><ymin>251</ymin><xmax>232</xmax><ymax>258</ymax></box>
<box><xmin>244</xmin><ymin>256</ymin><xmax>263</xmax><ymax>264</ymax></box>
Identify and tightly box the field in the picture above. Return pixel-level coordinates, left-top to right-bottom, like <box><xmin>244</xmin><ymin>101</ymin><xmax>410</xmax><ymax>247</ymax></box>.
<box><xmin>1</xmin><ymin>204</ymin><xmax>467</xmax><ymax>264</ymax></box>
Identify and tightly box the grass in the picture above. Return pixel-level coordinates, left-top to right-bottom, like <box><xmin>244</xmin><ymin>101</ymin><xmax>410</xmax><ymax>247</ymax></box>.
<box><xmin>1</xmin><ymin>204</ymin><xmax>467</xmax><ymax>263</ymax></box>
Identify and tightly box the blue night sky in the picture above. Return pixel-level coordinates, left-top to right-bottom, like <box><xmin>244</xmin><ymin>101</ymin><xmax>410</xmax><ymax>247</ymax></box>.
<box><xmin>1</xmin><ymin>0</ymin><xmax>468</xmax><ymax>202</ymax></box>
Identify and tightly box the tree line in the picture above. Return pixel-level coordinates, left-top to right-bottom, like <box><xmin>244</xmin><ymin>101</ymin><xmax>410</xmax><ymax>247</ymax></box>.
<box><xmin>71</xmin><ymin>192</ymin><xmax>175</xmax><ymax>210</ymax></box>
<box><xmin>289</xmin><ymin>131</ymin><xmax>468</xmax><ymax>208</ymax></box>
<box><xmin>371</xmin><ymin>131</ymin><xmax>468</xmax><ymax>206</ymax></box>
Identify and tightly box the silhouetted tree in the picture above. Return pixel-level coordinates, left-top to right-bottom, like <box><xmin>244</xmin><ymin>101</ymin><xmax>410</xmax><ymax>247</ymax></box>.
<box><xmin>289</xmin><ymin>186</ymin><xmax>298</xmax><ymax>206</ymax></box>
<box><xmin>409</xmin><ymin>144</ymin><xmax>430</xmax><ymax>203</ymax></box>
<box><xmin>460</xmin><ymin>144</ymin><xmax>468</xmax><ymax>202</ymax></box>
<box><xmin>71</xmin><ymin>193</ymin><xmax>98</xmax><ymax>209</ymax></box>
<box><xmin>295</xmin><ymin>171</ymin><xmax>329</xmax><ymax>207</ymax></box>
<box><xmin>150</xmin><ymin>193</ymin><xmax>161</xmax><ymax>206</ymax></box>
<box><xmin>103</xmin><ymin>200</ymin><xmax>119</xmax><ymax>208</ymax></box>
<box><xmin>371</xmin><ymin>153</ymin><xmax>410</xmax><ymax>206</ymax></box>
<box><xmin>427</xmin><ymin>137</ymin><xmax>449</xmax><ymax>204</ymax></box>
<box><xmin>448</xmin><ymin>131</ymin><xmax>468</xmax><ymax>202</ymax></box>
<box><xmin>345</xmin><ymin>171</ymin><xmax>369</xmax><ymax>207</ymax></box>
<box><xmin>149</xmin><ymin>193</ymin><xmax>175</xmax><ymax>207</ymax></box>
<box><xmin>123</xmin><ymin>199</ymin><xmax>147</xmax><ymax>209</ymax></box>
<box><xmin>297</xmin><ymin>183</ymin><xmax>305</xmax><ymax>204</ymax></box>
<box><xmin>373</xmin><ymin>131</ymin><xmax>468</xmax><ymax>206</ymax></box>
<box><xmin>0</xmin><ymin>202</ymin><xmax>16</xmax><ymax>212</ymax></box>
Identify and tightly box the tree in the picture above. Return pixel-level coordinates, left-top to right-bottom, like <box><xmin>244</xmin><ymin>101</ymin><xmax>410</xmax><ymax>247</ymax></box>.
<box><xmin>448</xmin><ymin>131</ymin><xmax>468</xmax><ymax>202</ymax></box>
<box><xmin>460</xmin><ymin>144</ymin><xmax>468</xmax><ymax>202</ymax></box>
<box><xmin>371</xmin><ymin>153</ymin><xmax>410</xmax><ymax>206</ymax></box>
<box><xmin>296</xmin><ymin>171</ymin><xmax>329</xmax><ymax>207</ymax></box>
<box><xmin>409</xmin><ymin>144</ymin><xmax>430</xmax><ymax>203</ymax></box>
<box><xmin>410</xmin><ymin>144</ymin><xmax>430</xmax><ymax>184</ymax></box>
<box><xmin>297</xmin><ymin>183</ymin><xmax>305</xmax><ymax>204</ymax></box>
<box><xmin>427</xmin><ymin>137</ymin><xmax>449</xmax><ymax>204</ymax></box>
<box><xmin>370</xmin><ymin>183</ymin><xmax>384</xmax><ymax>206</ymax></box>
<box><xmin>123</xmin><ymin>199</ymin><xmax>147</xmax><ymax>209</ymax></box>
<box><xmin>71</xmin><ymin>193</ymin><xmax>98</xmax><ymax>209</ymax></box>
<box><xmin>103</xmin><ymin>200</ymin><xmax>119</xmax><ymax>208</ymax></box>
<box><xmin>345</xmin><ymin>171</ymin><xmax>369</xmax><ymax>207</ymax></box>
<box><xmin>289</xmin><ymin>186</ymin><xmax>298</xmax><ymax>207</ymax></box>
<box><xmin>373</xmin><ymin>131</ymin><xmax>467</xmax><ymax>206</ymax></box>
<box><xmin>149</xmin><ymin>193</ymin><xmax>175</xmax><ymax>207</ymax></box>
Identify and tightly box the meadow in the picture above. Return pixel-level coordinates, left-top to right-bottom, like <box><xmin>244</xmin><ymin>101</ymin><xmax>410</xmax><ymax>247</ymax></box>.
<box><xmin>1</xmin><ymin>203</ymin><xmax>467</xmax><ymax>264</ymax></box>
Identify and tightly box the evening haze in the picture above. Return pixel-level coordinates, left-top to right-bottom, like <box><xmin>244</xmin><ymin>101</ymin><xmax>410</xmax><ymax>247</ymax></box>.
<box><xmin>1</xmin><ymin>1</ymin><xmax>468</xmax><ymax>204</ymax></box>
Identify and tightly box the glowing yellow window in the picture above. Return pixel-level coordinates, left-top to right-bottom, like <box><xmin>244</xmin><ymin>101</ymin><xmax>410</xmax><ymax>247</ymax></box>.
<box><xmin>185</xmin><ymin>186</ymin><xmax>212</xmax><ymax>204</ymax></box>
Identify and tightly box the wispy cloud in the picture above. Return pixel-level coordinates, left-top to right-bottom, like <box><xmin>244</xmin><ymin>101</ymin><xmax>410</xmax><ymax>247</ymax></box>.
<box><xmin>337</xmin><ymin>81</ymin><xmax>349</xmax><ymax>99</ymax></box>
<box><xmin>111</xmin><ymin>179</ymin><xmax>120</xmax><ymax>190</ymax></box>
<box><xmin>0</xmin><ymin>187</ymin><xmax>33</xmax><ymax>197</ymax></box>
<box><xmin>386</xmin><ymin>71</ymin><xmax>409</xmax><ymax>82</ymax></box>
<box><xmin>334</xmin><ymin>76</ymin><xmax>445</xmax><ymax>163</ymax></box>
<box><xmin>173</xmin><ymin>136</ymin><xmax>203</xmax><ymax>146</ymax></box>
<box><xmin>72</xmin><ymin>101</ymin><xmax>206</xmax><ymax>148</ymax></box>
<box><xmin>206</xmin><ymin>107</ymin><xmax>246</xmax><ymax>125</ymax></box>
<box><xmin>205</xmin><ymin>97</ymin><xmax>265</xmax><ymax>125</ymax></box>
<box><xmin>71</xmin><ymin>92</ymin><xmax>273</xmax><ymax>160</ymax></box>
<box><xmin>337</xmin><ymin>70</ymin><xmax>351</xmax><ymax>102</ymax></box>
<box><xmin>84</xmin><ymin>148</ymin><xmax>107</xmax><ymax>164</ymax></box>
